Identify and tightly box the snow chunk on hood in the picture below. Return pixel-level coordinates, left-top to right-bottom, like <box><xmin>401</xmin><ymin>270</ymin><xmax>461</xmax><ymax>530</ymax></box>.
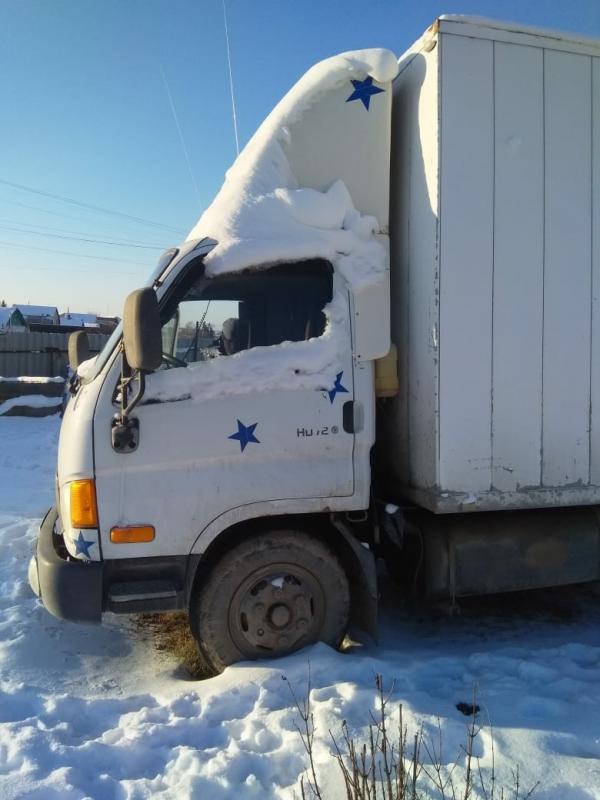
<box><xmin>187</xmin><ymin>48</ymin><xmax>397</xmax><ymax>287</ymax></box>
<box><xmin>76</xmin><ymin>354</ymin><xmax>99</xmax><ymax>381</ymax></box>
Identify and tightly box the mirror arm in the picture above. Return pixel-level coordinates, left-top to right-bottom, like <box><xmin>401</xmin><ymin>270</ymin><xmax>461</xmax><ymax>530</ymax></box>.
<box><xmin>68</xmin><ymin>371</ymin><xmax>81</xmax><ymax>396</ymax></box>
<box><xmin>111</xmin><ymin>347</ymin><xmax>147</xmax><ymax>454</ymax></box>
<box><xmin>113</xmin><ymin>285</ymin><xmax>162</xmax><ymax>454</ymax></box>
<box><xmin>116</xmin><ymin>346</ymin><xmax>147</xmax><ymax>419</ymax></box>
<box><xmin>117</xmin><ymin>347</ymin><xmax>130</xmax><ymax>419</ymax></box>
<box><xmin>123</xmin><ymin>371</ymin><xmax>146</xmax><ymax>417</ymax></box>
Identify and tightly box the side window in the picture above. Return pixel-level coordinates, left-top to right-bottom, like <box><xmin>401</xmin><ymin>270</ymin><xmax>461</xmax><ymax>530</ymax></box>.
<box><xmin>161</xmin><ymin>260</ymin><xmax>333</xmax><ymax>367</ymax></box>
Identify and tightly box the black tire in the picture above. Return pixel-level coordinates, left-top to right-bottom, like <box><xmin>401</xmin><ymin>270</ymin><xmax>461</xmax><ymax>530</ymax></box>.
<box><xmin>190</xmin><ymin>531</ymin><xmax>350</xmax><ymax>673</ymax></box>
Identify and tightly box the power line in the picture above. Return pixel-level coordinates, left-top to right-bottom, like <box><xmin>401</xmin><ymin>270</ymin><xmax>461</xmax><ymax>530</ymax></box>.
<box><xmin>0</xmin><ymin>222</ymin><xmax>164</xmax><ymax>249</ymax></box>
<box><xmin>0</xmin><ymin>196</ymin><xmax>118</xmax><ymax>226</ymax></box>
<box><xmin>0</xmin><ymin>178</ymin><xmax>187</xmax><ymax>234</ymax></box>
<box><xmin>0</xmin><ymin>199</ymin><xmax>169</xmax><ymax>242</ymax></box>
<box><xmin>222</xmin><ymin>0</ymin><xmax>240</xmax><ymax>156</ymax></box>
<box><xmin>160</xmin><ymin>65</ymin><xmax>202</xmax><ymax>205</ymax></box>
<box><xmin>0</xmin><ymin>216</ymin><xmax>165</xmax><ymax>245</ymax></box>
<box><xmin>4</xmin><ymin>262</ymin><xmax>138</xmax><ymax>276</ymax></box>
<box><xmin>0</xmin><ymin>239</ymin><xmax>149</xmax><ymax>266</ymax></box>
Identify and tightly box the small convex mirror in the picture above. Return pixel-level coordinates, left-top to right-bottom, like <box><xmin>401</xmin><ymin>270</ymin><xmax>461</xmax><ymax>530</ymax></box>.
<box><xmin>123</xmin><ymin>288</ymin><xmax>162</xmax><ymax>372</ymax></box>
<box><xmin>68</xmin><ymin>330</ymin><xmax>90</xmax><ymax>369</ymax></box>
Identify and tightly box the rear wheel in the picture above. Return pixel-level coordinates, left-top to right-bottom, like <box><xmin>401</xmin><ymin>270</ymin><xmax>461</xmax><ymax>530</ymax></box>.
<box><xmin>190</xmin><ymin>531</ymin><xmax>350</xmax><ymax>672</ymax></box>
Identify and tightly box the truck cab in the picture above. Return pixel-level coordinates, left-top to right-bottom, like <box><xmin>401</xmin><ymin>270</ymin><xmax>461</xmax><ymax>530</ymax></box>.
<box><xmin>29</xmin><ymin>48</ymin><xmax>399</xmax><ymax>671</ymax></box>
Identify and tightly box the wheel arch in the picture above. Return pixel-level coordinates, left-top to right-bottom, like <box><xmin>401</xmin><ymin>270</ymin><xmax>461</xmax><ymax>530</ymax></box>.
<box><xmin>189</xmin><ymin>512</ymin><xmax>378</xmax><ymax>641</ymax></box>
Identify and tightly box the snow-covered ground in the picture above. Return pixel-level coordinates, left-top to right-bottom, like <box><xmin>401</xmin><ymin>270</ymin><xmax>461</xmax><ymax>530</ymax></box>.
<box><xmin>0</xmin><ymin>395</ymin><xmax>62</xmax><ymax>416</ymax></box>
<box><xmin>1</xmin><ymin>415</ymin><xmax>599</xmax><ymax>799</ymax></box>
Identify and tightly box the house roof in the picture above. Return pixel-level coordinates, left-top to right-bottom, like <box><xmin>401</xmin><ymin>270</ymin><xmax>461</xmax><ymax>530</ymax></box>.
<box><xmin>15</xmin><ymin>304</ymin><xmax>59</xmax><ymax>319</ymax></box>
<box><xmin>0</xmin><ymin>306</ymin><xmax>26</xmax><ymax>328</ymax></box>
<box><xmin>59</xmin><ymin>312</ymin><xmax>100</xmax><ymax>328</ymax></box>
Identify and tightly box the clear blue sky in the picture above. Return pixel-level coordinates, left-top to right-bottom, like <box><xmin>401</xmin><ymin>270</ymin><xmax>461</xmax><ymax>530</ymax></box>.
<box><xmin>1</xmin><ymin>0</ymin><xmax>598</xmax><ymax>316</ymax></box>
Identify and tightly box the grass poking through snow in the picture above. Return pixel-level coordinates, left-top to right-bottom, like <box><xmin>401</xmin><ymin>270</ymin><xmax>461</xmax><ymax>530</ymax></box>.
<box><xmin>286</xmin><ymin>668</ymin><xmax>539</xmax><ymax>800</ymax></box>
<box><xmin>135</xmin><ymin>612</ymin><xmax>213</xmax><ymax>680</ymax></box>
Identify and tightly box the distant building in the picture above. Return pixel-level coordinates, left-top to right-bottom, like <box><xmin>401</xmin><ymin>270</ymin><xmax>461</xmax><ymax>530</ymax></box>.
<box><xmin>0</xmin><ymin>306</ymin><xmax>27</xmax><ymax>333</ymax></box>
<box><xmin>97</xmin><ymin>316</ymin><xmax>120</xmax><ymax>335</ymax></box>
<box><xmin>15</xmin><ymin>304</ymin><xmax>60</xmax><ymax>327</ymax></box>
<box><xmin>59</xmin><ymin>312</ymin><xmax>100</xmax><ymax>330</ymax></box>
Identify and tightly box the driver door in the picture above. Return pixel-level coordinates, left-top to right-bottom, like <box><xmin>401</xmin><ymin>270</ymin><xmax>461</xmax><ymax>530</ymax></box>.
<box><xmin>93</xmin><ymin>260</ymin><xmax>356</xmax><ymax>560</ymax></box>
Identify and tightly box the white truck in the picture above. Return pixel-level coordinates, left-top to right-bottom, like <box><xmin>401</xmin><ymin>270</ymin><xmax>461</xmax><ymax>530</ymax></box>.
<box><xmin>29</xmin><ymin>17</ymin><xmax>600</xmax><ymax>672</ymax></box>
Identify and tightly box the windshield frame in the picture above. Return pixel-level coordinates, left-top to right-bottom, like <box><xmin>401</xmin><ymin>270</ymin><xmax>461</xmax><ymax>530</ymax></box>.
<box><xmin>81</xmin><ymin>320</ymin><xmax>123</xmax><ymax>383</ymax></box>
<box><xmin>80</xmin><ymin>241</ymin><xmax>215</xmax><ymax>384</ymax></box>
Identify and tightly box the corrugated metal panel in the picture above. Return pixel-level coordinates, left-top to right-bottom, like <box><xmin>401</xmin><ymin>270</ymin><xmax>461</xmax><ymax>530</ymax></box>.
<box><xmin>492</xmin><ymin>42</ymin><xmax>544</xmax><ymax>492</ymax></box>
<box><xmin>542</xmin><ymin>50</ymin><xmax>592</xmax><ymax>486</ymax></box>
<box><xmin>390</xmin><ymin>24</ymin><xmax>600</xmax><ymax>513</ymax></box>
<box><xmin>438</xmin><ymin>34</ymin><xmax>494</xmax><ymax>493</ymax></box>
<box><xmin>0</xmin><ymin>332</ymin><xmax>109</xmax><ymax>377</ymax></box>
<box><xmin>591</xmin><ymin>58</ymin><xmax>600</xmax><ymax>485</ymax></box>
<box><xmin>389</xmin><ymin>44</ymin><xmax>440</xmax><ymax>489</ymax></box>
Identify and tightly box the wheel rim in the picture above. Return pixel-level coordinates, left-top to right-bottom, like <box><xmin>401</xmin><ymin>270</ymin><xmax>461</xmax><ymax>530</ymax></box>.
<box><xmin>229</xmin><ymin>562</ymin><xmax>326</xmax><ymax>658</ymax></box>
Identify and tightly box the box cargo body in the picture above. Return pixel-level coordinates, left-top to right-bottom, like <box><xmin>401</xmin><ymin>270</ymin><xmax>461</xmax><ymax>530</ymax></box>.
<box><xmin>388</xmin><ymin>17</ymin><xmax>600</xmax><ymax>514</ymax></box>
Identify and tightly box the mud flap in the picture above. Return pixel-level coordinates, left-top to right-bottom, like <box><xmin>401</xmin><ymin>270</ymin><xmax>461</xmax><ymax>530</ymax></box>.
<box><xmin>330</xmin><ymin>515</ymin><xmax>378</xmax><ymax>642</ymax></box>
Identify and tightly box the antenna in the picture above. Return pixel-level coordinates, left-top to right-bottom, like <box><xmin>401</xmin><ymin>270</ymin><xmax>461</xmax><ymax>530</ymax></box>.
<box><xmin>160</xmin><ymin>65</ymin><xmax>202</xmax><ymax>204</ymax></box>
<box><xmin>222</xmin><ymin>0</ymin><xmax>240</xmax><ymax>156</ymax></box>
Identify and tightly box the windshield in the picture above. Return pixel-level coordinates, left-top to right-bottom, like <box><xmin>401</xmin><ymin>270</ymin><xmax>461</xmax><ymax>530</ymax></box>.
<box><xmin>79</xmin><ymin>251</ymin><xmax>168</xmax><ymax>383</ymax></box>
<box><xmin>81</xmin><ymin>243</ymin><xmax>213</xmax><ymax>383</ymax></box>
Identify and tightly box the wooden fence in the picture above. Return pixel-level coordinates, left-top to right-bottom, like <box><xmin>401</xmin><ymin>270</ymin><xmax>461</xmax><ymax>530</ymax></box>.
<box><xmin>0</xmin><ymin>332</ymin><xmax>110</xmax><ymax>377</ymax></box>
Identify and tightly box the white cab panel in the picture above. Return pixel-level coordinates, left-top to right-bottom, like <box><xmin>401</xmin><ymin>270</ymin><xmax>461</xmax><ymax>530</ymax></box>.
<box><xmin>93</xmin><ymin>304</ymin><xmax>357</xmax><ymax>560</ymax></box>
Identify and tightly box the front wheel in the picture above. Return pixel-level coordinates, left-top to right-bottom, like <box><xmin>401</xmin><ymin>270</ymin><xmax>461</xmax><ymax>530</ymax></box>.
<box><xmin>190</xmin><ymin>531</ymin><xmax>350</xmax><ymax>672</ymax></box>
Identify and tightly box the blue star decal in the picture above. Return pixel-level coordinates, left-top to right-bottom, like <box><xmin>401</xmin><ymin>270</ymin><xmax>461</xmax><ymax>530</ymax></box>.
<box><xmin>328</xmin><ymin>372</ymin><xmax>349</xmax><ymax>404</ymax></box>
<box><xmin>73</xmin><ymin>531</ymin><xmax>95</xmax><ymax>559</ymax></box>
<box><xmin>228</xmin><ymin>419</ymin><xmax>260</xmax><ymax>452</ymax></box>
<box><xmin>346</xmin><ymin>76</ymin><xmax>384</xmax><ymax>110</ymax></box>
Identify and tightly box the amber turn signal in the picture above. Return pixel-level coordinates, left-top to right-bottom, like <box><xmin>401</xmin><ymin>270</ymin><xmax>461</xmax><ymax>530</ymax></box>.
<box><xmin>69</xmin><ymin>479</ymin><xmax>98</xmax><ymax>528</ymax></box>
<box><xmin>110</xmin><ymin>525</ymin><xmax>155</xmax><ymax>544</ymax></box>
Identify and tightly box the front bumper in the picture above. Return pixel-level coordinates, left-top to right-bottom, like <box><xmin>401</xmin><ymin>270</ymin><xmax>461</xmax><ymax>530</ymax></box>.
<box><xmin>28</xmin><ymin>506</ymin><xmax>103</xmax><ymax>623</ymax></box>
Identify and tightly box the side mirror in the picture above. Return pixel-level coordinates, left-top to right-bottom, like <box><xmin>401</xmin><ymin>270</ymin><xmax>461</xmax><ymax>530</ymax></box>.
<box><xmin>68</xmin><ymin>330</ymin><xmax>90</xmax><ymax>369</ymax></box>
<box><xmin>123</xmin><ymin>288</ymin><xmax>162</xmax><ymax>372</ymax></box>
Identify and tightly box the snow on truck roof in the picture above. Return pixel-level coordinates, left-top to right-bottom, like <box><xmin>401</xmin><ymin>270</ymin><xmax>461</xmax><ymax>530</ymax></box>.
<box><xmin>187</xmin><ymin>19</ymin><xmax>598</xmax><ymax>287</ymax></box>
<box><xmin>437</xmin><ymin>15</ymin><xmax>600</xmax><ymax>50</ymax></box>
<box><xmin>397</xmin><ymin>15</ymin><xmax>600</xmax><ymax>68</ymax></box>
<box><xmin>398</xmin><ymin>17</ymin><xmax>599</xmax><ymax>76</ymax></box>
<box><xmin>147</xmin><ymin>50</ymin><xmax>397</xmax><ymax>406</ymax></box>
<box><xmin>187</xmin><ymin>48</ymin><xmax>398</xmax><ymax>288</ymax></box>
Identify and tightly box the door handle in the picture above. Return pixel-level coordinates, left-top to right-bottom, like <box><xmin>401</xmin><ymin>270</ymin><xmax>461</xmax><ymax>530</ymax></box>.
<box><xmin>343</xmin><ymin>401</ymin><xmax>354</xmax><ymax>433</ymax></box>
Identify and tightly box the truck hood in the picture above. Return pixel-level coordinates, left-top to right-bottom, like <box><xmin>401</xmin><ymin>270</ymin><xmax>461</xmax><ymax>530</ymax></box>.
<box><xmin>57</xmin><ymin>379</ymin><xmax>97</xmax><ymax>485</ymax></box>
